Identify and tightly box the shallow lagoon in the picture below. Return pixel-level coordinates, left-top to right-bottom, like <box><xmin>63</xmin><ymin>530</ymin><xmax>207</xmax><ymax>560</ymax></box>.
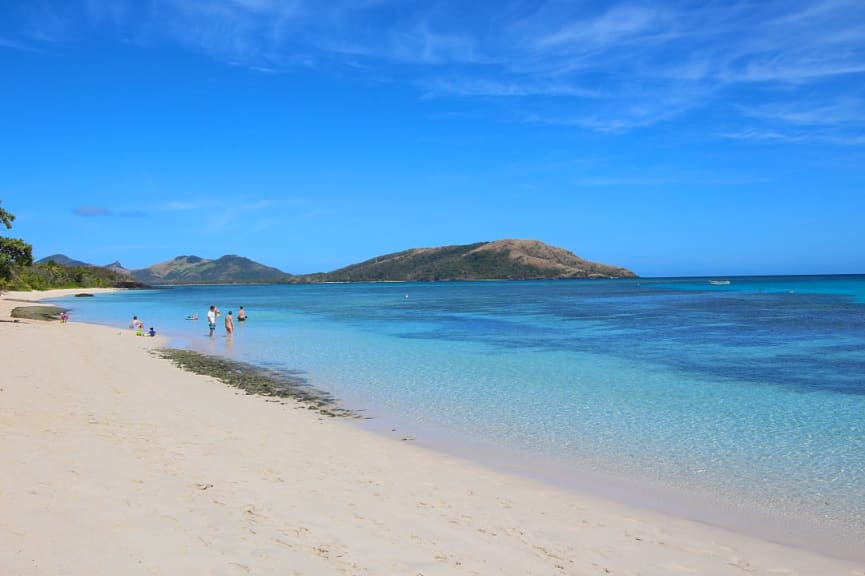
<box><xmin>52</xmin><ymin>276</ymin><xmax>865</xmax><ymax>556</ymax></box>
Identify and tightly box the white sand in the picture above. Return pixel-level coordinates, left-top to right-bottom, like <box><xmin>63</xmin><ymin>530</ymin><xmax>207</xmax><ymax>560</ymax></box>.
<box><xmin>1</xmin><ymin>289</ymin><xmax>863</xmax><ymax>575</ymax></box>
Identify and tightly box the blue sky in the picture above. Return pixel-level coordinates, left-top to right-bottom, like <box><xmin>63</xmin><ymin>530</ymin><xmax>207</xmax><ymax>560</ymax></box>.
<box><xmin>1</xmin><ymin>0</ymin><xmax>864</xmax><ymax>277</ymax></box>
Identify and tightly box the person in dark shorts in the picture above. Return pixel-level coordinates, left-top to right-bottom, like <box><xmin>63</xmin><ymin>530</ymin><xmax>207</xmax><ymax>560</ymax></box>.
<box><xmin>207</xmin><ymin>305</ymin><xmax>219</xmax><ymax>337</ymax></box>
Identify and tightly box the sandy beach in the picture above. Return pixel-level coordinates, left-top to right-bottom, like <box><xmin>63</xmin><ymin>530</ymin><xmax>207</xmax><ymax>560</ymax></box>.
<box><xmin>1</xmin><ymin>289</ymin><xmax>862</xmax><ymax>575</ymax></box>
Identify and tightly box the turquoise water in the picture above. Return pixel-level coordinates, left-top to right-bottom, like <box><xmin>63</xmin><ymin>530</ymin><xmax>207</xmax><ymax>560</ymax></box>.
<box><xmin>51</xmin><ymin>277</ymin><xmax>865</xmax><ymax>552</ymax></box>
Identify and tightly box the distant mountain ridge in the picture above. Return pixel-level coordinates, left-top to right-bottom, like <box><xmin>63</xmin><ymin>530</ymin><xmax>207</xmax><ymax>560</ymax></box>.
<box><xmin>36</xmin><ymin>254</ymin><xmax>93</xmax><ymax>267</ymax></box>
<box><xmin>38</xmin><ymin>240</ymin><xmax>636</xmax><ymax>285</ymax></box>
<box><xmin>37</xmin><ymin>254</ymin><xmax>292</xmax><ymax>285</ymax></box>
<box><xmin>291</xmin><ymin>239</ymin><xmax>637</xmax><ymax>282</ymax></box>
<box><xmin>132</xmin><ymin>255</ymin><xmax>291</xmax><ymax>284</ymax></box>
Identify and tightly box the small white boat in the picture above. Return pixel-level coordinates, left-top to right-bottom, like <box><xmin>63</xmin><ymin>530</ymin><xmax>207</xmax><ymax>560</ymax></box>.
<box><xmin>709</xmin><ymin>280</ymin><xmax>731</xmax><ymax>285</ymax></box>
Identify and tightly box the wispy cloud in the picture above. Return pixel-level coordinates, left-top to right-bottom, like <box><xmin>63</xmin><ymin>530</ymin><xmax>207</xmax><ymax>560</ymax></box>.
<box><xmin>74</xmin><ymin>206</ymin><xmax>112</xmax><ymax>217</ymax></box>
<box><xmin>389</xmin><ymin>26</ymin><xmax>481</xmax><ymax>66</ymax></box>
<box><xmin>157</xmin><ymin>199</ymin><xmax>222</xmax><ymax>212</ymax></box>
<box><xmin>740</xmin><ymin>98</ymin><xmax>865</xmax><ymax>127</ymax></box>
<box><xmin>530</xmin><ymin>4</ymin><xmax>670</xmax><ymax>51</ymax></box>
<box><xmin>0</xmin><ymin>35</ymin><xmax>43</xmax><ymax>53</ymax></box>
<box><xmin>6</xmin><ymin>1</ymin><xmax>865</xmax><ymax>139</ymax></box>
<box><xmin>727</xmin><ymin>95</ymin><xmax>865</xmax><ymax>145</ymax></box>
<box><xmin>156</xmin><ymin>198</ymin><xmax>274</xmax><ymax>212</ymax></box>
<box><xmin>420</xmin><ymin>77</ymin><xmax>600</xmax><ymax>99</ymax></box>
<box><xmin>721</xmin><ymin>129</ymin><xmax>865</xmax><ymax>147</ymax></box>
<box><xmin>117</xmin><ymin>210</ymin><xmax>148</xmax><ymax>218</ymax></box>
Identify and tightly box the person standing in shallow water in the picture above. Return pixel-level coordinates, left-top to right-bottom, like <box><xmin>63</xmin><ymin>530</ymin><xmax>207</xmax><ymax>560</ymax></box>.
<box><xmin>207</xmin><ymin>305</ymin><xmax>219</xmax><ymax>337</ymax></box>
<box><xmin>225</xmin><ymin>310</ymin><xmax>234</xmax><ymax>336</ymax></box>
<box><xmin>237</xmin><ymin>306</ymin><xmax>246</xmax><ymax>322</ymax></box>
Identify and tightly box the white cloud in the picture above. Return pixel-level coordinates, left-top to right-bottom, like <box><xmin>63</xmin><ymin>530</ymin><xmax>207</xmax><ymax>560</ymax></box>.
<box><xmin>159</xmin><ymin>200</ymin><xmax>216</xmax><ymax>211</ymax></box>
<box><xmin>740</xmin><ymin>99</ymin><xmax>865</xmax><ymax>127</ymax></box>
<box><xmin>157</xmin><ymin>198</ymin><xmax>275</xmax><ymax>213</ymax></box>
<box><xmin>421</xmin><ymin>76</ymin><xmax>600</xmax><ymax>99</ymax></box>
<box><xmin>532</xmin><ymin>4</ymin><xmax>667</xmax><ymax>51</ymax></box>
<box><xmin>74</xmin><ymin>206</ymin><xmax>113</xmax><ymax>217</ymax></box>
<box><xmin>0</xmin><ymin>36</ymin><xmax>39</xmax><ymax>52</ymax></box>
<box><xmin>720</xmin><ymin>128</ymin><xmax>865</xmax><ymax>146</ymax></box>
<box><xmin>7</xmin><ymin>1</ymin><xmax>865</xmax><ymax>138</ymax></box>
<box><xmin>389</xmin><ymin>26</ymin><xmax>479</xmax><ymax>65</ymax></box>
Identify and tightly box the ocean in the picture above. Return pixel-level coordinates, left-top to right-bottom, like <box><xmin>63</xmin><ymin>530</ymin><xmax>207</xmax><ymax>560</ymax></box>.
<box><xmin>49</xmin><ymin>276</ymin><xmax>865</xmax><ymax>557</ymax></box>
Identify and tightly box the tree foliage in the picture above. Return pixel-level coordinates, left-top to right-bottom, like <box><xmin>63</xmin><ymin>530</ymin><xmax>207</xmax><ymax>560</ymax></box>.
<box><xmin>0</xmin><ymin>201</ymin><xmax>34</xmax><ymax>289</ymax></box>
<box><xmin>15</xmin><ymin>261</ymin><xmax>128</xmax><ymax>290</ymax></box>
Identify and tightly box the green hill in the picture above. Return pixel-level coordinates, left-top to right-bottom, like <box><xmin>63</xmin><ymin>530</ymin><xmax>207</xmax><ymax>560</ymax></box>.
<box><xmin>13</xmin><ymin>258</ymin><xmax>141</xmax><ymax>290</ymax></box>
<box><xmin>292</xmin><ymin>239</ymin><xmax>637</xmax><ymax>282</ymax></box>
<box><xmin>24</xmin><ymin>241</ymin><xmax>635</xmax><ymax>287</ymax></box>
<box><xmin>35</xmin><ymin>254</ymin><xmax>92</xmax><ymax>267</ymax></box>
<box><xmin>130</xmin><ymin>255</ymin><xmax>292</xmax><ymax>284</ymax></box>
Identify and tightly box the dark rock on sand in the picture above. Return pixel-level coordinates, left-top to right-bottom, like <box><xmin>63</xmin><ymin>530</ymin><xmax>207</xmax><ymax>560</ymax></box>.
<box><xmin>11</xmin><ymin>305</ymin><xmax>68</xmax><ymax>321</ymax></box>
<box><xmin>75</xmin><ymin>293</ymin><xmax>94</xmax><ymax>297</ymax></box>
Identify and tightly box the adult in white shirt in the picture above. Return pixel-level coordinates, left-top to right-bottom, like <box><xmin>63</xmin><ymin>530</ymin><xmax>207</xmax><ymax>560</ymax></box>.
<box><xmin>207</xmin><ymin>305</ymin><xmax>220</xmax><ymax>337</ymax></box>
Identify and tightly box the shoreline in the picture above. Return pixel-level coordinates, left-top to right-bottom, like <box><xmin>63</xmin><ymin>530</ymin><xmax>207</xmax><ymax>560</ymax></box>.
<box><xmin>353</xmin><ymin>394</ymin><xmax>865</xmax><ymax>564</ymax></box>
<box><xmin>2</xmin><ymin>289</ymin><xmax>863</xmax><ymax>574</ymax></box>
<box><xmin>137</xmin><ymin>339</ymin><xmax>865</xmax><ymax>562</ymax></box>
